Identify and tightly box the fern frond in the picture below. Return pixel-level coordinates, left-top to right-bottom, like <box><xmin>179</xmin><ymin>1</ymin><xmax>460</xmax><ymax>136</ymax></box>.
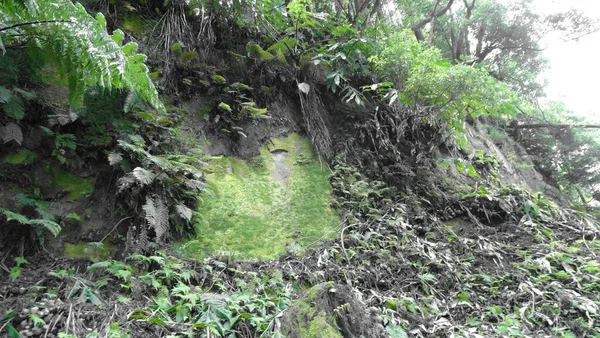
<box><xmin>175</xmin><ymin>204</ymin><xmax>193</xmax><ymax>221</ymax></box>
<box><xmin>142</xmin><ymin>196</ymin><xmax>156</xmax><ymax>225</ymax></box>
<box><xmin>0</xmin><ymin>86</ymin><xmax>12</xmax><ymax>103</ymax></box>
<box><xmin>108</xmin><ymin>153</ymin><xmax>123</xmax><ymax>166</ymax></box>
<box><xmin>27</xmin><ymin>219</ymin><xmax>61</xmax><ymax>236</ymax></box>
<box><xmin>1</xmin><ymin>122</ymin><xmax>23</xmax><ymax>145</ymax></box>
<box><xmin>149</xmin><ymin>155</ymin><xmax>175</xmax><ymax>170</ymax></box>
<box><xmin>0</xmin><ymin>208</ymin><xmax>29</xmax><ymax>224</ymax></box>
<box><xmin>183</xmin><ymin>179</ymin><xmax>205</xmax><ymax>192</ymax></box>
<box><xmin>132</xmin><ymin>167</ymin><xmax>155</xmax><ymax>185</ymax></box>
<box><xmin>154</xmin><ymin>197</ymin><xmax>169</xmax><ymax>242</ymax></box>
<box><xmin>0</xmin><ymin>208</ymin><xmax>61</xmax><ymax>236</ymax></box>
<box><xmin>0</xmin><ymin>0</ymin><xmax>165</xmax><ymax>112</ymax></box>
<box><xmin>143</xmin><ymin>196</ymin><xmax>169</xmax><ymax>242</ymax></box>
<box><xmin>117</xmin><ymin>140</ymin><xmax>151</xmax><ymax>158</ymax></box>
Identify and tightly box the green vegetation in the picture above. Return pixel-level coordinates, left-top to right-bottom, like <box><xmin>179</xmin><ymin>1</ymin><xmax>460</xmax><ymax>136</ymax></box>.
<box><xmin>42</xmin><ymin>162</ymin><xmax>94</xmax><ymax>200</ymax></box>
<box><xmin>4</xmin><ymin>149</ymin><xmax>37</xmax><ymax>165</ymax></box>
<box><xmin>188</xmin><ymin>133</ymin><xmax>339</xmax><ymax>258</ymax></box>
<box><xmin>64</xmin><ymin>242</ymin><xmax>116</xmax><ymax>260</ymax></box>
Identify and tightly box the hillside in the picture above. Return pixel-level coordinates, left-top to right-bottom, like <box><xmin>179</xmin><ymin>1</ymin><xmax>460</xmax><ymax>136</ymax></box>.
<box><xmin>1</xmin><ymin>0</ymin><xmax>600</xmax><ymax>337</ymax></box>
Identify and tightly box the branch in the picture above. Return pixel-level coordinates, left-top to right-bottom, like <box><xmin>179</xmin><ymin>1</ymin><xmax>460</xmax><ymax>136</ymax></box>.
<box><xmin>0</xmin><ymin>20</ymin><xmax>70</xmax><ymax>32</ymax></box>
<box><xmin>412</xmin><ymin>0</ymin><xmax>455</xmax><ymax>41</ymax></box>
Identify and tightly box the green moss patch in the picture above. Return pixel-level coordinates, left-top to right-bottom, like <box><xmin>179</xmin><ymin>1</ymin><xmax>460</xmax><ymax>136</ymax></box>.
<box><xmin>186</xmin><ymin>133</ymin><xmax>339</xmax><ymax>259</ymax></box>
<box><xmin>4</xmin><ymin>149</ymin><xmax>37</xmax><ymax>165</ymax></box>
<box><xmin>42</xmin><ymin>162</ymin><xmax>94</xmax><ymax>200</ymax></box>
<box><xmin>64</xmin><ymin>241</ymin><xmax>116</xmax><ymax>260</ymax></box>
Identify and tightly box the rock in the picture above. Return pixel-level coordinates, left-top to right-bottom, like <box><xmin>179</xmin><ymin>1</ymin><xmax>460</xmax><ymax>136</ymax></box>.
<box><xmin>280</xmin><ymin>283</ymin><xmax>387</xmax><ymax>338</ymax></box>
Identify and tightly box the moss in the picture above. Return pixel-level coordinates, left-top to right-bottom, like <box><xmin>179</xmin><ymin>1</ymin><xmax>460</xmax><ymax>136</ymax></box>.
<box><xmin>284</xmin><ymin>284</ymin><xmax>342</xmax><ymax>338</ymax></box>
<box><xmin>121</xmin><ymin>14</ymin><xmax>146</xmax><ymax>36</ymax></box>
<box><xmin>4</xmin><ymin>149</ymin><xmax>37</xmax><ymax>165</ymax></box>
<box><xmin>184</xmin><ymin>133</ymin><xmax>339</xmax><ymax>259</ymax></box>
<box><xmin>64</xmin><ymin>241</ymin><xmax>116</xmax><ymax>260</ymax></box>
<box><xmin>42</xmin><ymin>162</ymin><xmax>94</xmax><ymax>200</ymax></box>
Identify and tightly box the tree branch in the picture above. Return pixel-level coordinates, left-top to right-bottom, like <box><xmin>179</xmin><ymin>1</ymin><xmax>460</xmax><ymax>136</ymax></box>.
<box><xmin>412</xmin><ymin>0</ymin><xmax>455</xmax><ymax>41</ymax></box>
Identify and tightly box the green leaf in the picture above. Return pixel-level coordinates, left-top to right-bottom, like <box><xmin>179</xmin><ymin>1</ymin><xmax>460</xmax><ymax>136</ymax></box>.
<box><xmin>122</xmin><ymin>42</ymin><xmax>138</xmax><ymax>56</ymax></box>
<box><xmin>87</xmin><ymin>261</ymin><xmax>112</xmax><ymax>272</ymax></box>
<box><xmin>112</xmin><ymin>29</ymin><xmax>124</xmax><ymax>46</ymax></box>
<box><xmin>30</xmin><ymin>314</ymin><xmax>46</xmax><ymax>327</ymax></box>
<box><xmin>81</xmin><ymin>287</ymin><xmax>103</xmax><ymax>305</ymax></box>
<box><xmin>386</xmin><ymin>324</ymin><xmax>408</xmax><ymax>338</ymax></box>
<box><xmin>66</xmin><ymin>212</ymin><xmax>81</xmax><ymax>221</ymax></box>
<box><xmin>14</xmin><ymin>257</ymin><xmax>28</xmax><ymax>266</ymax></box>
<box><xmin>9</xmin><ymin>266</ymin><xmax>22</xmax><ymax>281</ymax></box>
<box><xmin>467</xmin><ymin>163</ymin><xmax>481</xmax><ymax>178</ymax></box>
<box><xmin>0</xmin><ymin>208</ymin><xmax>29</xmax><ymax>224</ymax></box>
<box><xmin>3</xmin><ymin>96</ymin><xmax>24</xmax><ymax>120</ymax></box>
<box><xmin>218</xmin><ymin>102</ymin><xmax>232</xmax><ymax>112</ymax></box>
<box><xmin>0</xmin><ymin>86</ymin><xmax>13</xmax><ymax>103</ymax></box>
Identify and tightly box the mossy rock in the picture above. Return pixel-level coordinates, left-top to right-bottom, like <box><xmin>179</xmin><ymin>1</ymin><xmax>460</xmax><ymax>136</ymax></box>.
<box><xmin>42</xmin><ymin>162</ymin><xmax>94</xmax><ymax>200</ymax></box>
<box><xmin>184</xmin><ymin>133</ymin><xmax>339</xmax><ymax>259</ymax></box>
<box><xmin>4</xmin><ymin>149</ymin><xmax>37</xmax><ymax>165</ymax></box>
<box><xmin>281</xmin><ymin>283</ymin><xmax>387</xmax><ymax>338</ymax></box>
<box><xmin>64</xmin><ymin>241</ymin><xmax>116</xmax><ymax>260</ymax></box>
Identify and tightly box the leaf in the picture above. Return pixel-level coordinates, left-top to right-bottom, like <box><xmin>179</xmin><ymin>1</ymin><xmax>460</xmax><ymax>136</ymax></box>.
<box><xmin>9</xmin><ymin>266</ymin><xmax>22</xmax><ymax>281</ymax></box>
<box><xmin>154</xmin><ymin>197</ymin><xmax>169</xmax><ymax>242</ymax></box>
<box><xmin>108</xmin><ymin>153</ymin><xmax>123</xmax><ymax>165</ymax></box>
<box><xmin>66</xmin><ymin>212</ymin><xmax>81</xmax><ymax>221</ymax></box>
<box><xmin>87</xmin><ymin>261</ymin><xmax>112</xmax><ymax>272</ymax></box>
<box><xmin>467</xmin><ymin>163</ymin><xmax>481</xmax><ymax>178</ymax></box>
<box><xmin>0</xmin><ymin>86</ymin><xmax>12</xmax><ymax>103</ymax></box>
<box><xmin>29</xmin><ymin>314</ymin><xmax>46</xmax><ymax>327</ymax></box>
<box><xmin>298</xmin><ymin>82</ymin><xmax>310</xmax><ymax>94</ymax></box>
<box><xmin>14</xmin><ymin>88</ymin><xmax>35</xmax><ymax>101</ymax></box>
<box><xmin>2</xmin><ymin>122</ymin><xmax>23</xmax><ymax>145</ymax></box>
<box><xmin>121</xmin><ymin>42</ymin><xmax>138</xmax><ymax>56</ymax></box>
<box><xmin>386</xmin><ymin>324</ymin><xmax>408</xmax><ymax>338</ymax></box>
<box><xmin>132</xmin><ymin>167</ymin><xmax>155</xmax><ymax>185</ymax></box>
<box><xmin>3</xmin><ymin>94</ymin><xmax>24</xmax><ymax>119</ymax></box>
<box><xmin>175</xmin><ymin>204</ymin><xmax>193</xmax><ymax>221</ymax></box>
<box><xmin>14</xmin><ymin>257</ymin><xmax>28</xmax><ymax>266</ymax></box>
<box><xmin>27</xmin><ymin>219</ymin><xmax>62</xmax><ymax>236</ymax></box>
<box><xmin>81</xmin><ymin>287</ymin><xmax>103</xmax><ymax>305</ymax></box>
<box><xmin>218</xmin><ymin>102</ymin><xmax>232</xmax><ymax>112</ymax></box>
<box><xmin>0</xmin><ymin>208</ymin><xmax>29</xmax><ymax>224</ymax></box>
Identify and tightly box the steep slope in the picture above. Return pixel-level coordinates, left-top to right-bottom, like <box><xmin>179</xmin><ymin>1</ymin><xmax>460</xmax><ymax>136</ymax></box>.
<box><xmin>2</xmin><ymin>1</ymin><xmax>600</xmax><ymax>338</ymax></box>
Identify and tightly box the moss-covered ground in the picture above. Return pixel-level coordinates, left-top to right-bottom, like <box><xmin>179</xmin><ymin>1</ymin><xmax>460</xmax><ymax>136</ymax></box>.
<box><xmin>185</xmin><ymin>133</ymin><xmax>339</xmax><ymax>259</ymax></box>
<box><xmin>42</xmin><ymin>162</ymin><xmax>94</xmax><ymax>200</ymax></box>
<box><xmin>3</xmin><ymin>149</ymin><xmax>37</xmax><ymax>165</ymax></box>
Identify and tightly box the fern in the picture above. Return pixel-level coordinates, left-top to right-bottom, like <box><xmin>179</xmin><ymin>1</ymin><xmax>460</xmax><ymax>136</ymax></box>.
<box><xmin>133</xmin><ymin>167</ymin><xmax>155</xmax><ymax>185</ymax></box>
<box><xmin>175</xmin><ymin>204</ymin><xmax>193</xmax><ymax>221</ymax></box>
<box><xmin>1</xmin><ymin>122</ymin><xmax>23</xmax><ymax>144</ymax></box>
<box><xmin>0</xmin><ymin>208</ymin><xmax>61</xmax><ymax>236</ymax></box>
<box><xmin>0</xmin><ymin>0</ymin><xmax>165</xmax><ymax>112</ymax></box>
<box><xmin>143</xmin><ymin>196</ymin><xmax>170</xmax><ymax>242</ymax></box>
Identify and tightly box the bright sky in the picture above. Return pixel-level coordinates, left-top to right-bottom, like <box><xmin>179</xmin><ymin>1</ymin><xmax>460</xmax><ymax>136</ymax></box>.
<box><xmin>535</xmin><ymin>0</ymin><xmax>600</xmax><ymax>122</ymax></box>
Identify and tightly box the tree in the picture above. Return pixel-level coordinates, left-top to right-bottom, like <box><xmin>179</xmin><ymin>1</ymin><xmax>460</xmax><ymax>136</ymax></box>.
<box><xmin>514</xmin><ymin>102</ymin><xmax>600</xmax><ymax>206</ymax></box>
<box><xmin>395</xmin><ymin>0</ymin><xmax>598</xmax><ymax>97</ymax></box>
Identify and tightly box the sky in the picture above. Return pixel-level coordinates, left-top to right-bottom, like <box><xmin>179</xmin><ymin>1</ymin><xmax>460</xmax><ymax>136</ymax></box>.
<box><xmin>535</xmin><ymin>0</ymin><xmax>600</xmax><ymax>122</ymax></box>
